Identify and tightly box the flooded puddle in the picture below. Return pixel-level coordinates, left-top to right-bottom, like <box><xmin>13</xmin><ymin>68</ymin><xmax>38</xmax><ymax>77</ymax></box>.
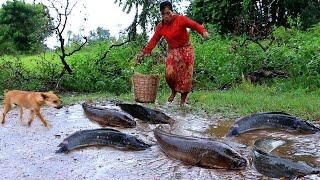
<box><xmin>207</xmin><ymin>119</ymin><xmax>320</xmax><ymax>179</ymax></box>
<box><xmin>0</xmin><ymin>102</ymin><xmax>319</xmax><ymax>179</ymax></box>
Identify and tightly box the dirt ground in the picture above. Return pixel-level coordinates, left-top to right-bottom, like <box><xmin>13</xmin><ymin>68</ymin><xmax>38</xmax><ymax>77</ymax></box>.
<box><xmin>0</xmin><ymin>102</ymin><xmax>319</xmax><ymax>180</ymax></box>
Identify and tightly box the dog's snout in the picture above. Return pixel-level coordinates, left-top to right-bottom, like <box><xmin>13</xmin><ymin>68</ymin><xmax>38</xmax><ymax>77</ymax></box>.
<box><xmin>56</xmin><ymin>105</ymin><xmax>63</xmax><ymax>109</ymax></box>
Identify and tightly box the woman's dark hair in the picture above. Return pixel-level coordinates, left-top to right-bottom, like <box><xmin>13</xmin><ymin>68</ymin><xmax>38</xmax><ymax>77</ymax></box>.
<box><xmin>160</xmin><ymin>1</ymin><xmax>172</xmax><ymax>12</ymax></box>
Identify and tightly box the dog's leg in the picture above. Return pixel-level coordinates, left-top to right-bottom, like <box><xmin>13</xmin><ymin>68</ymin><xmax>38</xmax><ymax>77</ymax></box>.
<box><xmin>27</xmin><ymin>110</ymin><xmax>35</xmax><ymax>126</ymax></box>
<box><xmin>19</xmin><ymin>107</ymin><xmax>24</xmax><ymax>122</ymax></box>
<box><xmin>34</xmin><ymin>108</ymin><xmax>51</xmax><ymax>129</ymax></box>
<box><xmin>2</xmin><ymin>99</ymin><xmax>11</xmax><ymax>124</ymax></box>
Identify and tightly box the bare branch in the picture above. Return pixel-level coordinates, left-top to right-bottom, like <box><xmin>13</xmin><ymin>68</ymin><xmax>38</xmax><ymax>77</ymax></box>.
<box><xmin>240</xmin><ymin>37</ymin><xmax>267</xmax><ymax>52</ymax></box>
<box><xmin>61</xmin><ymin>0</ymin><xmax>69</xmax><ymax>34</ymax></box>
<box><xmin>67</xmin><ymin>0</ymin><xmax>79</xmax><ymax>16</ymax></box>
<box><xmin>46</xmin><ymin>0</ymin><xmax>88</xmax><ymax>75</ymax></box>
<box><xmin>99</xmin><ymin>38</ymin><xmax>131</xmax><ymax>61</ymax></box>
<box><xmin>66</xmin><ymin>37</ymin><xmax>88</xmax><ymax>56</ymax></box>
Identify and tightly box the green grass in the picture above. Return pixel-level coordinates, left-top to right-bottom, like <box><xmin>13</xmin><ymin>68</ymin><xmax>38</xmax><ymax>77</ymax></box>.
<box><xmin>189</xmin><ymin>83</ymin><xmax>320</xmax><ymax>120</ymax></box>
<box><xmin>60</xmin><ymin>82</ymin><xmax>320</xmax><ymax>121</ymax></box>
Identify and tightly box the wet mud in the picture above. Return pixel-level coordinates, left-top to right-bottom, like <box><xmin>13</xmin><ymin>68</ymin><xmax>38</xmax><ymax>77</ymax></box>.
<box><xmin>0</xmin><ymin>102</ymin><xmax>319</xmax><ymax>179</ymax></box>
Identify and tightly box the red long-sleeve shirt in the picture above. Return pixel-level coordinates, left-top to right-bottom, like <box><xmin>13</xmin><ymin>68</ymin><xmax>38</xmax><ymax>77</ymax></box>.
<box><xmin>143</xmin><ymin>15</ymin><xmax>207</xmax><ymax>54</ymax></box>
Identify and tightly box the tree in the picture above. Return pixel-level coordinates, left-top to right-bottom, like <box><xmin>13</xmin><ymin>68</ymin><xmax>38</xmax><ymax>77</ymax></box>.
<box><xmin>46</xmin><ymin>0</ymin><xmax>88</xmax><ymax>75</ymax></box>
<box><xmin>0</xmin><ymin>0</ymin><xmax>53</xmax><ymax>54</ymax></box>
<box><xmin>88</xmin><ymin>27</ymin><xmax>111</xmax><ymax>41</ymax></box>
<box><xmin>188</xmin><ymin>0</ymin><xmax>320</xmax><ymax>35</ymax></box>
<box><xmin>114</xmin><ymin>0</ymin><xmax>183</xmax><ymax>40</ymax></box>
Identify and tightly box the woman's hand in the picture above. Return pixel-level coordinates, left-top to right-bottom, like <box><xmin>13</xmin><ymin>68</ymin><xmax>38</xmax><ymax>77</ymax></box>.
<box><xmin>202</xmin><ymin>31</ymin><xmax>210</xmax><ymax>39</ymax></box>
<box><xmin>136</xmin><ymin>52</ymin><xmax>145</xmax><ymax>64</ymax></box>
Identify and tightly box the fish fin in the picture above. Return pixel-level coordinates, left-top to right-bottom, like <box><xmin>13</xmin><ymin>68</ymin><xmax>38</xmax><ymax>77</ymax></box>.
<box><xmin>115</xmin><ymin>102</ymin><xmax>125</xmax><ymax>106</ymax></box>
<box><xmin>261</xmin><ymin>112</ymin><xmax>292</xmax><ymax>116</ymax></box>
<box><xmin>96</xmin><ymin>128</ymin><xmax>121</xmax><ymax>132</ymax></box>
<box><xmin>180</xmin><ymin>155</ymin><xmax>203</xmax><ymax>167</ymax></box>
<box><xmin>55</xmin><ymin>146</ymin><xmax>69</xmax><ymax>154</ymax></box>
<box><xmin>279</xmin><ymin>176</ymin><xmax>296</xmax><ymax>180</ymax></box>
<box><xmin>191</xmin><ymin>151</ymin><xmax>208</xmax><ymax>167</ymax></box>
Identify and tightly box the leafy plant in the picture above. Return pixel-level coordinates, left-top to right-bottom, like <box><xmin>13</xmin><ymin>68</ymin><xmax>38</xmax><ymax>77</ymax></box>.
<box><xmin>134</xmin><ymin>53</ymin><xmax>165</xmax><ymax>75</ymax></box>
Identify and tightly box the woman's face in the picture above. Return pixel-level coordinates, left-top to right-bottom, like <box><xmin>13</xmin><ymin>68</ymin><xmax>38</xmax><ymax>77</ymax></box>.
<box><xmin>161</xmin><ymin>7</ymin><xmax>173</xmax><ymax>24</ymax></box>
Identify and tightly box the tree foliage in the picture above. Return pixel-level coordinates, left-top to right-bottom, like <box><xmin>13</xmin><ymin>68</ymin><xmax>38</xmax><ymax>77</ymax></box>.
<box><xmin>188</xmin><ymin>0</ymin><xmax>320</xmax><ymax>35</ymax></box>
<box><xmin>0</xmin><ymin>0</ymin><xmax>53</xmax><ymax>54</ymax></box>
<box><xmin>88</xmin><ymin>27</ymin><xmax>112</xmax><ymax>41</ymax></box>
<box><xmin>114</xmin><ymin>0</ymin><xmax>183</xmax><ymax>40</ymax></box>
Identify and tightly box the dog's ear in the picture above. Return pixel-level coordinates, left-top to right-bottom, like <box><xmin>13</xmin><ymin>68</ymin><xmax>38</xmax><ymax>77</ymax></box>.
<box><xmin>41</xmin><ymin>93</ymin><xmax>48</xmax><ymax>100</ymax></box>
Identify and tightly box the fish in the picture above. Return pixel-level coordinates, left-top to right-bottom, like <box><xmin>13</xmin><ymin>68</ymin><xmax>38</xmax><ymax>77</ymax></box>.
<box><xmin>117</xmin><ymin>103</ymin><xmax>174</xmax><ymax>124</ymax></box>
<box><xmin>253</xmin><ymin>138</ymin><xmax>320</xmax><ymax>179</ymax></box>
<box><xmin>56</xmin><ymin>128</ymin><xmax>151</xmax><ymax>153</ymax></box>
<box><xmin>253</xmin><ymin>138</ymin><xmax>287</xmax><ymax>153</ymax></box>
<box><xmin>153</xmin><ymin>127</ymin><xmax>247</xmax><ymax>170</ymax></box>
<box><xmin>226</xmin><ymin>112</ymin><xmax>320</xmax><ymax>137</ymax></box>
<box><xmin>82</xmin><ymin>102</ymin><xmax>136</xmax><ymax>128</ymax></box>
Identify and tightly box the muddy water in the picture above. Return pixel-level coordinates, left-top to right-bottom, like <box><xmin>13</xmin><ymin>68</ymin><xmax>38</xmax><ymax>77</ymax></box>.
<box><xmin>0</xmin><ymin>102</ymin><xmax>319</xmax><ymax>180</ymax></box>
<box><xmin>207</xmin><ymin>119</ymin><xmax>320</xmax><ymax>179</ymax></box>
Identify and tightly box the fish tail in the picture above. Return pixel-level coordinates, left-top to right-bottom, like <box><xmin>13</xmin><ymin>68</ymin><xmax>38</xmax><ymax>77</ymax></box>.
<box><xmin>55</xmin><ymin>146</ymin><xmax>69</xmax><ymax>154</ymax></box>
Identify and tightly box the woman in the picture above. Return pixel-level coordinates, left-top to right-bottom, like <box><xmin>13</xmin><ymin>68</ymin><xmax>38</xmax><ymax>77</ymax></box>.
<box><xmin>137</xmin><ymin>1</ymin><xmax>209</xmax><ymax>105</ymax></box>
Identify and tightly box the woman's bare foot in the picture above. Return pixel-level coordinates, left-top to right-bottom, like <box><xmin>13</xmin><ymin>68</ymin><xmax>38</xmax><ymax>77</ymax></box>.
<box><xmin>180</xmin><ymin>92</ymin><xmax>188</xmax><ymax>105</ymax></box>
<box><xmin>168</xmin><ymin>90</ymin><xmax>177</xmax><ymax>102</ymax></box>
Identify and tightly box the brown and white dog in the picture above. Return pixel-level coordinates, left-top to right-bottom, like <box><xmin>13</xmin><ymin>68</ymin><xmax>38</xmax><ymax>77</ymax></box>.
<box><xmin>1</xmin><ymin>90</ymin><xmax>62</xmax><ymax>128</ymax></box>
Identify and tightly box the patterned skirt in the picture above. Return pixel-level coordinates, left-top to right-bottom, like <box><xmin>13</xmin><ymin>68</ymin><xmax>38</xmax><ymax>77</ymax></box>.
<box><xmin>165</xmin><ymin>44</ymin><xmax>194</xmax><ymax>93</ymax></box>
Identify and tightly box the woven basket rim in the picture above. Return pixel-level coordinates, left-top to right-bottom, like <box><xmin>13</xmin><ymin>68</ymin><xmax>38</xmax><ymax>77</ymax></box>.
<box><xmin>133</xmin><ymin>72</ymin><xmax>160</xmax><ymax>78</ymax></box>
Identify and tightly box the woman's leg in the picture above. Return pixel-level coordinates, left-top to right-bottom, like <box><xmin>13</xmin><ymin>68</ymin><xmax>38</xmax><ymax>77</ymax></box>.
<box><xmin>168</xmin><ymin>89</ymin><xmax>177</xmax><ymax>102</ymax></box>
<box><xmin>180</xmin><ymin>92</ymin><xmax>188</xmax><ymax>105</ymax></box>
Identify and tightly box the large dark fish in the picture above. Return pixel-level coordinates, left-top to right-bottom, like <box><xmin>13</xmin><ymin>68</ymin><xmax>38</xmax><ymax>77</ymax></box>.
<box><xmin>82</xmin><ymin>102</ymin><xmax>136</xmax><ymax>128</ymax></box>
<box><xmin>117</xmin><ymin>103</ymin><xmax>174</xmax><ymax>124</ymax></box>
<box><xmin>226</xmin><ymin>112</ymin><xmax>320</xmax><ymax>137</ymax></box>
<box><xmin>56</xmin><ymin>128</ymin><xmax>151</xmax><ymax>153</ymax></box>
<box><xmin>253</xmin><ymin>138</ymin><xmax>320</xmax><ymax>179</ymax></box>
<box><xmin>153</xmin><ymin>127</ymin><xmax>247</xmax><ymax>170</ymax></box>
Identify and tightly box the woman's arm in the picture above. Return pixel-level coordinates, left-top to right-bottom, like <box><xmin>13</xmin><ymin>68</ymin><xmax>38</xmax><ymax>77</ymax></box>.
<box><xmin>136</xmin><ymin>24</ymin><xmax>162</xmax><ymax>64</ymax></box>
<box><xmin>182</xmin><ymin>16</ymin><xmax>209</xmax><ymax>39</ymax></box>
<box><xmin>142</xmin><ymin>24</ymin><xmax>162</xmax><ymax>55</ymax></box>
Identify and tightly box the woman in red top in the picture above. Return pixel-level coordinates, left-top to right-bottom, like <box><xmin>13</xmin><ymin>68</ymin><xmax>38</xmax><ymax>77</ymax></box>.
<box><xmin>137</xmin><ymin>1</ymin><xmax>209</xmax><ymax>105</ymax></box>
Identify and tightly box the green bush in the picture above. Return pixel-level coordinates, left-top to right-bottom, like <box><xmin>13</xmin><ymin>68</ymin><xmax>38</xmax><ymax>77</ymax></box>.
<box><xmin>0</xmin><ymin>23</ymin><xmax>319</xmax><ymax>93</ymax></box>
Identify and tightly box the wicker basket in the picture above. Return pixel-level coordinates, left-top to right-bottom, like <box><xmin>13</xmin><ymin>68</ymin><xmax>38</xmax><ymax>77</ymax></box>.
<box><xmin>132</xmin><ymin>73</ymin><xmax>160</xmax><ymax>103</ymax></box>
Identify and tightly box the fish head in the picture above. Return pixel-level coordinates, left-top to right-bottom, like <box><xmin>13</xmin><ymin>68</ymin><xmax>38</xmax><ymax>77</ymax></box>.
<box><xmin>122</xmin><ymin>115</ymin><xmax>136</xmax><ymax>127</ymax></box>
<box><xmin>226</xmin><ymin>126</ymin><xmax>240</xmax><ymax>137</ymax></box>
<box><xmin>154</xmin><ymin>111</ymin><xmax>173</xmax><ymax>124</ymax></box>
<box><xmin>128</xmin><ymin>120</ymin><xmax>137</xmax><ymax>127</ymax></box>
<box><xmin>296</xmin><ymin>120</ymin><xmax>320</xmax><ymax>133</ymax></box>
<box><xmin>294</xmin><ymin>168</ymin><xmax>313</xmax><ymax>178</ymax></box>
<box><xmin>229</xmin><ymin>156</ymin><xmax>248</xmax><ymax>169</ymax></box>
<box><xmin>224</xmin><ymin>148</ymin><xmax>248</xmax><ymax>169</ymax></box>
<box><xmin>126</xmin><ymin>136</ymin><xmax>151</xmax><ymax>150</ymax></box>
<box><xmin>292</xmin><ymin>162</ymin><xmax>320</xmax><ymax>178</ymax></box>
